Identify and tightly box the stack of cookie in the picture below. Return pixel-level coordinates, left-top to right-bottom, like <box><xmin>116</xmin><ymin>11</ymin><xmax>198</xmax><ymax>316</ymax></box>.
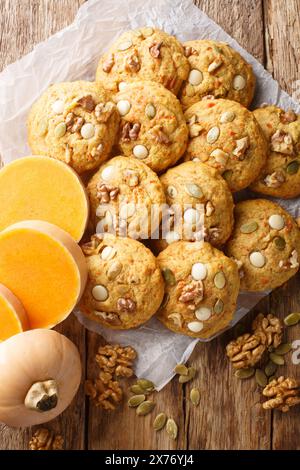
<box><xmin>26</xmin><ymin>27</ymin><xmax>300</xmax><ymax>339</ymax></box>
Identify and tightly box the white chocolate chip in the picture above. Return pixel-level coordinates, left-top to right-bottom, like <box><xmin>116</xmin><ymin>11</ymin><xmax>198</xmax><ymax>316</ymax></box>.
<box><xmin>165</xmin><ymin>231</ymin><xmax>180</xmax><ymax>244</ymax></box>
<box><xmin>80</xmin><ymin>123</ymin><xmax>95</xmax><ymax>139</ymax></box>
<box><xmin>101</xmin><ymin>246</ymin><xmax>117</xmax><ymax>261</ymax></box>
<box><xmin>101</xmin><ymin>165</ymin><xmax>115</xmax><ymax>181</ymax></box>
<box><xmin>188</xmin><ymin>69</ymin><xmax>203</xmax><ymax>86</ymax></box>
<box><xmin>117</xmin><ymin>99</ymin><xmax>131</xmax><ymax>116</ymax></box>
<box><xmin>195</xmin><ymin>307</ymin><xmax>212</xmax><ymax>321</ymax></box>
<box><xmin>118</xmin><ymin>81</ymin><xmax>128</xmax><ymax>91</ymax></box>
<box><xmin>233</xmin><ymin>75</ymin><xmax>246</xmax><ymax>91</ymax></box>
<box><xmin>207</xmin><ymin>126</ymin><xmax>220</xmax><ymax>144</ymax></box>
<box><xmin>120</xmin><ymin>203</ymin><xmax>136</xmax><ymax>219</ymax></box>
<box><xmin>249</xmin><ymin>251</ymin><xmax>266</xmax><ymax>268</ymax></box>
<box><xmin>220</xmin><ymin>111</ymin><xmax>235</xmax><ymax>123</ymax></box>
<box><xmin>268</xmin><ymin>214</ymin><xmax>285</xmax><ymax>231</ymax></box>
<box><xmin>183</xmin><ymin>208</ymin><xmax>200</xmax><ymax>225</ymax></box>
<box><xmin>92</xmin><ymin>285</ymin><xmax>109</xmax><ymax>301</ymax></box>
<box><xmin>51</xmin><ymin>99</ymin><xmax>64</xmax><ymax>115</ymax></box>
<box><xmin>191</xmin><ymin>262</ymin><xmax>207</xmax><ymax>281</ymax></box>
<box><xmin>118</xmin><ymin>40</ymin><xmax>133</xmax><ymax>51</ymax></box>
<box><xmin>187</xmin><ymin>321</ymin><xmax>204</xmax><ymax>333</ymax></box>
<box><xmin>166</xmin><ymin>185</ymin><xmax>177</xmax><ymax>198</ymax></box>
<box><xmin>133</xmin><ymin>144</ymin><xmax>148</xmax><ymax>159</ymax></box>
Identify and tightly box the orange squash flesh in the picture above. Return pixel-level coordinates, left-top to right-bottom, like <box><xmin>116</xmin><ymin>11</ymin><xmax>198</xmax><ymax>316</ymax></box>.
<box><xmin>0</xmin><ymin>221</ymin><xmax>87</xmax><ymax>329</ymax></box>
<box><xmin>0</xmin><ymin>156</ymin><xmax>89</xmax><ymax>242</ymax></box>
<box><xmin>0</xmin><ymin>284</ymin><xmax>29</xmax><ymax>341</ymax></box>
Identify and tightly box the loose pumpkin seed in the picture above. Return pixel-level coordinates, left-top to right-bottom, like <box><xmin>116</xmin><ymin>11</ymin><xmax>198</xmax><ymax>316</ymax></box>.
<box><xmin>222</xmin><ymin>169</ymin><xmax>233</xmax><ymax>180</ymax></box>
<box><xmin>264</xmin><ymin>361</ymin><xmax>278</xmax><ymax>377</ymax></box>
<box><xmin>284</xmin><ymin>312</ymin><xmax>300</xmax><ymax>326</ymax></box>
<box><xmin>179</xmin><ymin>366</ymin><xmax>196</xmax><ymax>383</ymax></box>
<box><xmin>174</xmin><ymin>363</ymin><xmax>189</xmax><ymax>376</ymax></box>
<box><xmin>166</xmin><ymin>418</ymin><xmax>178</xmax><ymax>440</ymax></box>
<box><xmin>136</xmin><ymin>400</ymin><xmax>155</xmax><ymax>416</ymax></box>
<box><xmin>128</xmin><ymin>394</ymin><xmax>146</xmax><ymax>407</ymax></box>
<box><xmin>240</xmin><ymin>221</ymin><xmax>258</xmax><ymax>234</ymax></box>
<box><xmin>54</xmin><ymin>122</ymin><xmax>67</xmax><ymax>138</ymax></box>
<box><xmin>274</xmin><ymin>343</ymin><xmax>292</xmax><ymax>355</ymax></box>
<box><xmin>234</xmin><ymin>368</ymin><xmax>255</xmax><ymax>379</ymax></box>
<box><xmin>190</xmin><ymin>388</ymin><xmax>200</xmax><ymax>406</ymax></box>
<box><xmin>286</xmin><ymin>160</ymin><xmax>299</xmax><ymax>175</ymax></box>
<box><xmin>184</xmin><ymin>183</ymin><xmax>203</xmax><ymax>198</ymax></box>
<box><xmin>162</xmin><ymin>268</ymin><xmax>176</xmax><ymax>286</ymax></box>
<box><xmin>269</xmin><ymin>352</ymin><xmax>285</xmax><ymax>366</ymax></box>
<box><xmin>274</xmin><ymin>236</ymin><xmax>286</xmax><ymax>251</ymax></box>
<box><xmin>137</xmin><ymin>378</ymin><xmax>155</xmax><ymax>393</ymax></box>
<box><xmin>214</xmin><ymin>298</ymin><xmax>224</xmax><ymax>314</ymax></box>
<box><xmin>255</xmin><ymin>369</ymin><xmax>268</xmax><ymax>388</ymax></box>
<box><xmin>214</xmin><ymin>271</ymin><xmax>226</xmax><ymax>289</ymax></box>
<box><xmin>153</xmin><ymin>413</ymin><xmax>167</xmax><ymax>431</ymax></box>
<box><xmin>130</xmin><ymin>384</ymin><xmax>145</xmax><ymax>395</ymax></box>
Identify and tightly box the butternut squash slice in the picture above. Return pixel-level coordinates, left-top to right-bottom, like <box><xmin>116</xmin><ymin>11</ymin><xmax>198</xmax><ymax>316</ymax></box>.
<box><xmin>0</xmin><ymin>220</ymin><xmax>87</xmax><ymax>329</ymax></box>
<box><xmin>0</xmin><ymin>155</ymin><xmax>89</xmax><ymax>241</ymax></box>
<box><xmin>0</xmin><ymin>284</ymin><xmax>29</xmax><ymax>341</ymax></box>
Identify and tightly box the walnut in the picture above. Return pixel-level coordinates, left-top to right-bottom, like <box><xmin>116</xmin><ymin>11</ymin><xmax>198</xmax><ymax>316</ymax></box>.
<box><xmin>95</xmin><ymin>101</ymin><xmax>116</xmax><ymax>123</ymax></box>
<box><xmin>183</xmin><ymin>45</ymin><xmax>198</xmax><ymax>57</ymax></box>
<box><xmin>264</xmin><ymin>170</ymin><xmax>286</xmax><ymax>188</ymax></box>
<box><xmin>65</xmin><ymin>112</ymin><xmax>84</xmax><ymax>133</ymax></box>
<box><xmin>280</xmin><ymin>109</ymin><xmax>297</xmax><ymax>124</ymax></box>
<box><xmin>121</xmin><ymin>122</ymin><xmax>141</xmax><ymax>141</ymax></box>
<box><xmin>97</xmin><ymin>183</ymin><xmax>119</xmax><ymax>203</ymax></box>
<box><xmin>125</xmin><ymin>54</ymin><xmax>140</xmax><ymax>72</ymax></box>
<box><xmin>232</xmin><ymin>136</ymin><xmax>249</xmax><ymax>160</ymax></box>
<box><xmin>226</xmin><ymin>333</ymin><xmax>266</xmax><ymax>369</ymax></box>
<box><xmin>124</xmin><ymin>169</ymin><xmax>139</xmax><ymax>187</ymax></box>
<box><xmin>262</xmin><ymin>376</ymin><xmax>300</xmax><ymax>412</ymax></box>
<box><xmin>117</xmin><ymin>297</ymin><xmax>136</xmax><ymax>313</ymax></box>
<box><xmin>29</xmin><ymin>428</ymin><xmax>64</xmax><ymax>450</ymax></box>
<box><xmin>81</xmin><ymin>234</ymin><xmax>103</xmax><ymax>256</ymax></box>
<box><xmin>231</xmin><ymin>258</ymin><xmax>245</xmax><ymax>279</ymax></box>
<box><xmin>102</xmin><ymin>53</ymin><xmax>114</xmax><ymax>73</ymax></box>
<box><xmin>77</xmin><ymin>95</ymin><xmax>95</xmax><ymax>112</ymax></box>
<box><xmin>163</xmin><ymin>75</ymin><xmax>177</xmax><ymax>91</ymax></box>
<box><xmin>203</xmin><ymin>226</ymin><xmax>221</xmax><ymax>243</ymax></box>
<box><xmin>189</xmin><ymin>123</ymin><xmax>203</xmax><ymax>138</ymax></box>
<box><xmin>149</xmin><ymin>41</ymin><xmax>163</xmax><ymax>58</ymax></box>
<box><xmin>86</xmin><ymin>379</ymin><xmax>123</xmax><ymax>410</ymax></box>
<box><xmin>150</xmin><ymin>127</ymin><xmax>171</xmax><ymax>145</ymax></box>
<box><xmin>178</xmin><ymin>279</ymin><xmax>204</xmax><ymax>310</ymax></box>
<box><xmin>252</xmin><ymin>313</ymin><xmax>283</xmax><ymax>349</ymax></box>
<box><xmin>205</xmin><ymin>201</ymin><xmax>215</xmax><ymax>217</ymax></box>
<box><xmin>270</xmin><ymin>129</ymin><xmax>294</xmax><ymax>155</ymax></box>
<box><xmin>279</xmin><ymin>249</ymin><xmax>299</xmax><ymax>270</ymax></box>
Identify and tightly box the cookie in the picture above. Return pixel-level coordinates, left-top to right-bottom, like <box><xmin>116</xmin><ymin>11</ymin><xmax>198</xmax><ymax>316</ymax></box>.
<box><xmin>250</xmin><ymin>106</ymin><xmax>300</xmax><ymax>199</ymax></box>
<box><xmin>150</xmin><ymin>161</ymin><xmax>234</xmax><ymax>253</ymax></box>
<box><xmin>87</xmin><ymin>155</ymin><xmax>166</xmax><ymax>239</ymax></box>
<box><xmin>179</xmin><ymin>39</ymin><xmax>255</xmax><ymax>110</ymax></box>
<box><xmin>157</xmin><ymin>241</ymin><xmax>240</xmax><ymax>338</ymax></box>
<box><xmin>27</xmin><ymin>81</ymin><xmax>119</xmax><ymax>174</ymax></box>
<box><xmin>95</xmin><ymin>27</ymin><xmax>190</xmax><ymax>95</ymax></box>
<box><xmin>183</xmin><ymin>98</ymin><xmax>268</xmax><ymax>192</ymax></box>
<box><xmin>225</xmin><ymin>199</ymin><xmax>300</xmax><ymax>291</ymax></box>
<box><xmin>80</xmin><ymin>234</ymin><xmax>164</xmax><ymax>329</ymax></box>
<box><xmin>113</xmin><ymin>81</ymin><xmax>188</xmax><ymax>173</ymax></box>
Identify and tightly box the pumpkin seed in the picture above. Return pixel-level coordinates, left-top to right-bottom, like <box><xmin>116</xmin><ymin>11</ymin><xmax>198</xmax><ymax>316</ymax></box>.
<box><xmin>269</xmin><ymin>352</ymin><xmax>285</xmax><ymax>366</ymax></box>
<box><xmin>234</xmin><ymin>368</ymin><xmax>255</xmax><ymax>379</ymax></box>
<box><xmin>274</xmin><ymin>236</ymin><xmax>286</xmax><ymax>251</ymax></box>
<box><xmin>54</xmin><ymin>122</ymin><xmax>67</xmax><ymax>138</ymax></box>
<box><xmin>166</xmin><ymin>418</ymin><xmax>178</xmax><ymax>440</ymax></box>
<box><xmin>136</xmin><ymin>400</ymin><xmax>155</xmax><ymax>416</ymax></box>
<box><xmin>222</xmin><ymin>169</ymin><xmax>233</xmax><ymax>180</ymax></box>
<box><xmin>214</xmin><ymin>298</ymin><xmax>224</xmax><ymax>314</ymax></box>
<box><xmin>286</xmin><ymin>160</ymin><xmax>299</xmax><ymax>175</ymax></box>
<box><xmin>160</xmin><ymin>293</ymin><xmax>170</xmax><ymax>308</ymax></box>
<box><xmin>190</xmin><ymin>388</ymin><xmax>200</xmax><ymax>406</ymax></box>
<box><xmin>264</xmin><ymin>361</ymin><xmax>278</xmax><ymax>377</ymax></box>
<box><xmin>284</xmin><ymin>312</ymin><xmax>300</xmax><ymax>326</ymax></box>
<box><xmin>128</xmin><ymin>394</ymin><xmax>146</xmax><ymax>407</ymax></box>
<box><xmin>137</xmin><ymin>378</ymin><xmax>155</xmax><ymax>392</ymax></box>
<box><xmin>145</xmin><ymin>103</ymin><xmax>156</xmax><ymax>119</ymax></box>
<box><xmin>240</xmin><ymin>221</ymin><xmax>258</xmax><ymax>234</ymax></box>
<box><xmin>179</xmin><ymin>366</ymin><xmax>196</xmax><ymax>383</ymax></box>
<box><xmin>130</xmin><ymin>384</ymin><xmax>145</xmax><ymax>395</ymax></box>
<box><xmin>214</xmin><ymin>271</ymin><xmax>226</xmax><ymax>289</ymax></box>
<box><xmin>162</xmin><ymin>268</ymin><xmax>176</xmax><ymax>286</ymax></box>
<box><xmin>153</xmin><ymin>413</ymin><xmax>167</xmax><ymax>431</ymax></box>
<box><xmin>184</xmin><ymin>183</ymin><xmax>203</xmax><ymax>198</ymax></box>
<box><xmin>174</xmin><ymin>364</ymin><xmax>189</xmax><ymax>376</ymax></box>
<box><xmin>38</xmin><ymin>118</ymin><xmax>48</xmax><ymax>136</ymax></box>
<box><xmin>255</xmin><ymin>369</ymin><xmax>268</xmax><ymax>388</ymax></box>
<box><xmin>274</xmin><ymin>343</ymin><xmax>292</xmax><ymax>355</ymax></box>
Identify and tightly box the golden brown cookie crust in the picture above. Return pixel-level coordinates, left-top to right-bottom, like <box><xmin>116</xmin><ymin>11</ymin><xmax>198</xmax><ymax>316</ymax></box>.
<box><xmin>225</xmin><ymin>199</ymin><xmax>300</xmax><ymax>292</ymax></box>
<box><xmin>87</xmin><ymin>155</ymin><xmax>166</xmax><ymax>239</ymax></box>
<box><xmin>114</xmin><ymin>81</ymin><xmax>188</xmax><ymax>173</ymax></box>
<box><xmin>80</xmin><ymin>234</ymin><xmax>164</xmax><ymax>329</ymax></box>
<box><xmin>179</xmin><ymin>39</ymin><xmax>255</xmax><ymax>110</ymax></box>
<box><xmin>96</xmin><ymin>27</ymin><xmax>190</xmax><ymax>95</ymax></box>
<box><xmin>250</xmin><ymin>106</ymin><xmax>300</xmax><ymax>199</ymax></box>
<box><xmin>27</xmin><ymin>81</ymin><xmax>119</xmax><ymax>174</ymax></box>
<box><xmin>157</xmin><ymin>241</ymin><xmax>240</xmax><ymax>338</ymax></box>
<box><xmin>183</xmin><ymin>98</ymin><xmax>268</xmax><ymax>192</ymax></box>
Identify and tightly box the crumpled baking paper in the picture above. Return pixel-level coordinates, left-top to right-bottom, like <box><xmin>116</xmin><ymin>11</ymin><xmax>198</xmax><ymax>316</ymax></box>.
<box><xmin>0</xmin><ymin>0</ymin><xmax>299</xmax><ymax>390</ymax></box>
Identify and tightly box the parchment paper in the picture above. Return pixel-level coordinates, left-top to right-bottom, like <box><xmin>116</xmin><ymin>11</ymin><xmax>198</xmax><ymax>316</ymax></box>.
<box><xmin>0</xmin><ymin>0</ymin><xmax>299</xmax><ymax>389</ymax></box>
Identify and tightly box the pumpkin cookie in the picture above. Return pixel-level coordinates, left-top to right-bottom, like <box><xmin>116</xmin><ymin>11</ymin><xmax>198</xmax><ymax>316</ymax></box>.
<box><xmin>157</xmin><ymin>241</ymin><xmax>240</xmax><ymax>338</ymax></box>
<box><xmin>27</xmin><ymin>81</ymin><xmax>119</xmax><ymax>174</ymax></box>
<box><xmin>87</xmin><ymin>156</ymin><xmax>166</xmax><ymax>239</ymax></box>
<box><xmin>179</xmin><ymin>39</ymin><xmax>255</xmax><ymax>109</ymax></box>
<box><xmin>250</xmin><ymin>106</ymin><xmax>300</xmax><ymax>199</ymax></box>
<box><xmin>113</xmin><ymin>81</ymin><xmax>188</xmax><ymax>173</ymax></box>
<box><xmin>96</xmin><ymin>27</ymin><xmax>190</xmax><ymax>95</ymax></box>
<box><xmin>183</xmin><ymin>98</ymin><xmax>268</xmax><ymax>192</ymax></box>
<box><xmin>225</xmin><ymin>199</ymin><xmax>300</xmax><ymax>292</ymax></box>
<box><xmin>80</xmin><ymin>234</ymin><xmax>164</xmax><ymax>329</ymax></box>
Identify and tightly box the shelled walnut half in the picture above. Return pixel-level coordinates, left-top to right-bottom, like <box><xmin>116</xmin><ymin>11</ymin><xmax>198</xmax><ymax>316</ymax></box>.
<box><xmin>262</xmin><ymin>376</ymin><xmax>300</xmax><ymax>412</ymax></box>
<box><xmin>29</xmin><ymin>428</ymin><xmax>64</xmax><ymax>450</ymax></box>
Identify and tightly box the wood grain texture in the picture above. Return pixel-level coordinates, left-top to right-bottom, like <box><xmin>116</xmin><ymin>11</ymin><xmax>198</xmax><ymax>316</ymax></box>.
<box><xmin>0</xmin><ymin>0</ymin><xmax>299</xmax><ymax>450</ymax></box>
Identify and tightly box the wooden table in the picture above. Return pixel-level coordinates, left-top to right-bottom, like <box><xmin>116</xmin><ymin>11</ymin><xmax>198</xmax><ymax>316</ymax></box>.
<box><xmin>0</xmin><ymin>0</ymin><xmax>299</xmax><ymax>451</ymax></box>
